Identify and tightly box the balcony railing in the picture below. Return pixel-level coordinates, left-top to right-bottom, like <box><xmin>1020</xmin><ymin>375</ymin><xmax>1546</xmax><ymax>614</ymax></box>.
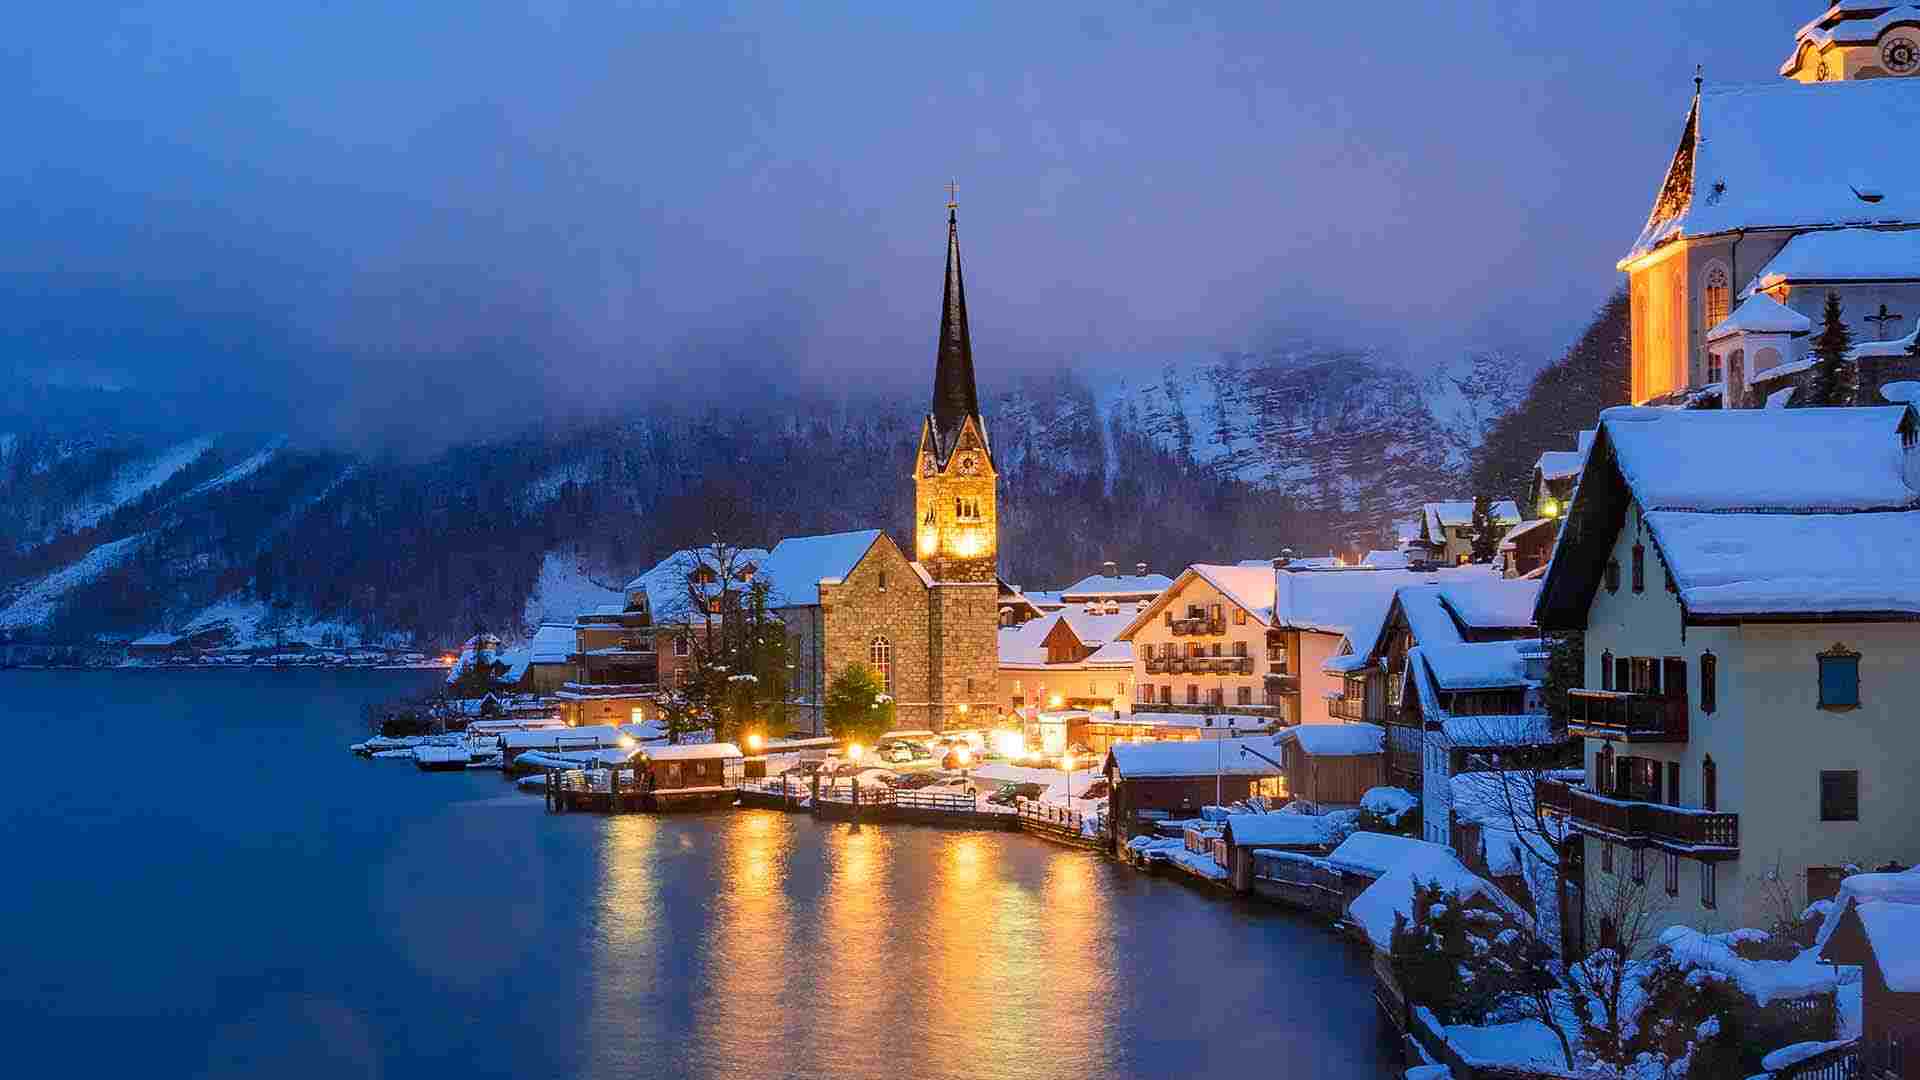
<box><xmin>1144</xmin><ymin>659</ymin><xmax>1167</xmax><ymax>675</ymax></box>
<box><xmin>1535</xmin><ymin>778</ymin><xmax>1738</xmax><ymax>853</ymax></box>
<box><xmin>1328</xmin><ymin>696</ymin><xmax>1365</xmax><ymax>721</ymax></box>
<box><xmin>1149</xmin><ymin>656</ymin><xmax>1255</xmax><ymax>676</ymax></box>
<box><xmin>1168</xmin><ymin>617</ymin><xmax>1225</xmax><ymax>636</ymax></box>
<box><xmin>1567</xmin><ymin>689</ymin><xmax>1689</xmax><ymax>743</ymax></box>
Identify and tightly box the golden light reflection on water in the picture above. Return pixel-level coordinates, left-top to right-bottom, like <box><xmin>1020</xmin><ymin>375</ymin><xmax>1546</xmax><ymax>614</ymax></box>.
<box><xmin>695</xmin><ymin>810</ymin><xmax>795</xmax><ymax>1068</ymax></box>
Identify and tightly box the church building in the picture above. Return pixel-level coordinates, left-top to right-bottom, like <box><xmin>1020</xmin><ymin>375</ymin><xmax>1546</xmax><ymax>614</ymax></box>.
<box><xmin>1620</xmin><ymin>4</ymin><xmax>1920</xmax><ymax>407</ymax></box>
<box><xmin>764</xmin><ymin>201</ymin><xmax>1003</xmax><ymax>734</ymax></box>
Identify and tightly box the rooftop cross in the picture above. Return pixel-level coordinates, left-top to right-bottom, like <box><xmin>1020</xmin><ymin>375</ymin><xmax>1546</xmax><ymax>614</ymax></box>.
<box><xmin>945</xmin><ymin>178</ymin><xmax>959</xmax><ymax>210</ymax></box>
<box><xmin>1867</xmin><ymin>303</ymin><xmax>1905</xmax><ymax>341</ymax></box>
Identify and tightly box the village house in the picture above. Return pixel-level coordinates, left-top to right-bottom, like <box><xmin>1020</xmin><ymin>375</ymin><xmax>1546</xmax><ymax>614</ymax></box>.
<box><xmin>1398</xmin><ymin>638</ymin><xmax>1571</xmax><ymax>850</ymax></box>
<box><xmin>996</xmin><ymin>600</ymin><xmax>1139</xmax><ymax>719</ymax></box>
<box><xmin>1816</xmin><ymin>863</ymin><xmax>1920</xmax><ymax>1073</ymax></box>
<box><xmin>1102</xmin><ymin>737</ymin><xmax>1284</xmax><ymax>849</ymax></box>
<box><xmin>1057</xmin><ymin>562</ymin><xmax>1170</xmax><ymax>606</ymax></box>
<box><xmin>1534</xmin><ymin>404</ymin><xmax>1920</xmax><ymax>942</ymax></box>
<box><xmin>518</xmin><ymin>622</ymin><xmax>576</xmax><ymax>694</ymax></box>
<box><xmin>1323</xmin><ymin>576</ymin><xmax>1541</xmax><ymax>789</ymax></box>
<box><xmin>1623</xmin><ymin>6</ymin><xmax>1920</xmax><ymax>406</ymax></box>
<box><xmin>1119</xmin><ymin>564</ymin><xmax>1289</xmax><ymax>721</ymax></box>
<box><xmin>1409</xmin><ymin>501</ymin><xmax>1523</xmax><ymax>566</ymax></box>
<box><xmin>1273</xmin><ymin>722</ymin><xmax>1385</xmax><ymax>812</ymax></box>
<box><xmin>1497</xmin><ymin>520</ymin><xmax>1557</xmax><ymax>580</ymax></box>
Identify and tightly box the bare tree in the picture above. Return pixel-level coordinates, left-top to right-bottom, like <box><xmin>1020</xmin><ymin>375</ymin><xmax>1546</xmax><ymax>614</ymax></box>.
<box><xmin>1565</xmin><ymin>873</ymin><xmax>1671</xmax><ymax>1066</ymax></box>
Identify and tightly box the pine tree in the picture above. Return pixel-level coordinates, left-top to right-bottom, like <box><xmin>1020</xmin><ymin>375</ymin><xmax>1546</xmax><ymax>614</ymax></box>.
<box><xmin>1799</xmin><ymin>291</ymin><xmax>1857</xmax><ymax>407</ymax></box>
<box><xmin>1468</xmin><ymin>493</ymin><xmax>1500</xmax><ymax>563</ymax></box>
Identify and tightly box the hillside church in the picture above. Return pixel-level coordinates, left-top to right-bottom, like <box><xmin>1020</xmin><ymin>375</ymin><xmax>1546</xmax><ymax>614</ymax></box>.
<box><xmin>762</xmin><ymin>201</ymin><xmax>1006</xmax><ymax>733</ymax></box>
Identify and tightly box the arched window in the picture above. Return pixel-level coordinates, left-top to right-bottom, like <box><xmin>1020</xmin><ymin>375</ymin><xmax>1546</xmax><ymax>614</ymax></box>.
<box><xmin>869</xmin><ymin>636</ymin><xmax>893</xmax><ymax>693</ymax></box>
<box><xmin>1703</xmin><ymin>263</ymin><xmax>1731</xmax><ymax>332</ymax></box>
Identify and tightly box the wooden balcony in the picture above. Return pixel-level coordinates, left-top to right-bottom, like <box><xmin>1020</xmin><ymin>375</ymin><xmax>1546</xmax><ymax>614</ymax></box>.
<box><xmin>1168</xmin><ymin>617</ymin><xmax>1225</xmax><ymax>636</ymax></box>
<box><xmin>1328</xmin><ymin>695</ymin><xmax>1365</xmax><ymax>721</ymax></box>
<box><xmin>1144</xmin><ymin>658</ymin><xmax>1167</xmax><ymax>675</ymax></box>
<box><xmin>1567</xmin><ymin>689</ymin><xmax>1689</xmax><ymax>743</ymax></box>
<box><xmin>1535</xmin><ymin>778</ymin><xmax>1738</xmax><ymax>856</ymax></box>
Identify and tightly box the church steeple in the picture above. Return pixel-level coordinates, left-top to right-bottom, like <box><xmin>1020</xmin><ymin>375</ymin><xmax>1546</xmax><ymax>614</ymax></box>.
<box><xmin>928</xmin><ymin>197</ymin><xmax>986</xmax><ymax>466</ymax></box>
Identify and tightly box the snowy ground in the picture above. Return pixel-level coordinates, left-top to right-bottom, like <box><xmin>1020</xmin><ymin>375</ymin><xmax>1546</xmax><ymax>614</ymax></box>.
<box><xmin>0</xmin><ymin>533</ymin><xmax>150</xmax><ymax>629</ymax></box>
<box><xmin>58</xmin><ymin>435</ymin><xmax>215</xmax><ymax>535</ymax></box>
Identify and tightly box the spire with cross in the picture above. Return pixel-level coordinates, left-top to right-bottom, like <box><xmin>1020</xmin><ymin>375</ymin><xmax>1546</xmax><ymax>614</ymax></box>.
<box><xmin>1867</xmin><ymin>303</ymin><xmax>1905</xmax><ymax>341</ymax></box>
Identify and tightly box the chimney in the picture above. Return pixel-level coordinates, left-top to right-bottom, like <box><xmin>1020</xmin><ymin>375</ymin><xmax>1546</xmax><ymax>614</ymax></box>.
<box><xmin>1272</xmin><ymin>547</ymin><xmax>1295</xmax><ymax>570</ymax></box>
<box><xmin>1102</xmin><ymin>560</ymin><xmax>1119</xmax><ymax>578</ymax></box>
<box><xmin>1135</xmin><ymin>562</ymin><xmax>1148</xmax><ymax>576</ymax></box>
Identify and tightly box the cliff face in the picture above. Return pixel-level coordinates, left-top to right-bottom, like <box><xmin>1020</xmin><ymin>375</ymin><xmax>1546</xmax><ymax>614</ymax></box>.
<box><xmin>0</xmin><ymin>344</ymin><xmax>1526</xmax><ymax>646</ymax></box>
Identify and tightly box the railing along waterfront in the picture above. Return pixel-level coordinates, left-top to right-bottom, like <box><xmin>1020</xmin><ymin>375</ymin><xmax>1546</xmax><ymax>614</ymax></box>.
<box><xmin>1535</xmin><ymin>778</ymin><xmax>1738</xmax><ymax>851</ymax></box>
<box><xmin>1566</xmin><ymin>689</ymin><xmax>1688</xmax><ymax>742</ymax></box>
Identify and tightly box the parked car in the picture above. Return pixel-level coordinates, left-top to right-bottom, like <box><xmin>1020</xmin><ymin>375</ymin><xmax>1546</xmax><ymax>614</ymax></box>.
<box><xmin>878</xmin><ymin>741</ymin><xmax>915</xmax><ymax>764</ymax></box>
<box><xmin>904</xmin><ymin>741</ymin><xmax>933</xmax><ymax>760</ymax></box>
<box><xmin>987</xmin><ymin>782</ymin><xmax>1047</xmax><ymax>807</ymax></box>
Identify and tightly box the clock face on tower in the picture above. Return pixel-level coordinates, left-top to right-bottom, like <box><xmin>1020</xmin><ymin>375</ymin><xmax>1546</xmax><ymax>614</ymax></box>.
<box><xmin>956</xmin><ymin>452</ymin><xmax>979</xmax><ymax>477</ymax></box>
<box><xmin>1884</xmin><ymin>35</ymin><xmax>1919</xmax><ymax>75</ymax></box>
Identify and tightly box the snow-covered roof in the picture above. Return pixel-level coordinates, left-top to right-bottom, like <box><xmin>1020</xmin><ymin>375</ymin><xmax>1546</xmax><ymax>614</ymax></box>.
<box><xmin>1706</xmin><ymin>293</ymin><xmax>1814</xmax><ymax>343</ymax></box>
<box><xmin>998</xmin><ymin>606</ymin><xmax>1140</xmax><ymax>668</ymax></box>
<box><xmin>1497</xmin><ymin>519</ymin><xmax>1554</xmax><ymax>552</ymax></box>
<box><xmin>1273</xmin><ymin>568</ymin><xmax>1427</xmax><ymax>647</ymax></box>
<box><xmin>625</xmin><ymin>545</ymin><xmax>773</xmax><ymax>618</ymax></box>
<box><xmin>1278</xmin><ymin>722</ymin><xmax>1384</xmax><ymax>757</ymax></box>
<box><xmin>1603</xmin><ymin>405</ymin><xmax>1917</xmax><ymax>512</ymax></box>
<box><xmin>1423</xmin><ymin>500</ymin><xmax>1522</xmax><ymax>533</ymax></box>
<box><xmin>1325</xmin><ymin>832</ymin><xmax>1456</xmax><ymax>879</ymax></box>
<box><xmin>1192</xmin><ymin>563</ymin><xmax>1279</xmax><ymax>623</ymax></box>
<box><xmin>1320</xmin><ymin>650</ymin><xmax>1372</xmax><ymax>676</ymax></box>
<box><xmin>1222</xmin><ymin>812</ymin><xmax>1338</xmax><ymax>848</ymax></box>
<box><xmin>1361</xmin><ymin>549</ymin><xmax>1409</xmax><ymax>569</ymax></box>
<box><xmin>528</xmin><ymin>622</ymin><xmax>576</xmax><ymax>664</ymax></box>
<box><xmin>1534</xmin><ymin>449</ymin><xmax>1584</xmax><ymax>481</ymax></box>
<box><xmin>1626</xmin><ymin>80</ymin><xmax>1920</xmax><ymax>264</ymax></box>
<box><xmin>758</xmin><ymin>530</ymin><xmax>883</xmax><ymax>607</ymax></box>
<box><xmin>1747</xmin><ymin>227</ymin><xmax>1920</xmax><ymax>297</ymax></box>
<box><xmin>647</xmin><ymin>742</ymin><xmax>743</xmax><ymax>761</ymax></box>
<box><xmin>1417</xmin><ymin>639</ymin><xmax>1542</xmax><ymax>692</ymax></box>
<box><xmin>1786</xmin><ymin>4</ymin><xmax>1920</xmax><ymax>71</ymax></box>
<box><xmin>1438</xmin><ymin>714</ymin><xmax>1557</xmax><ymax>749</ymax></box>
<box><xmin>1082</xmin><ymin>640</ymin><xmax>1134</xmax><ymax>666</ymax></box>
<box><xmin>1105</xmin><ymin>737</ymin><xmax>1281</xmax><ymax>779</ymax></box>
<box><xmin>498</xmin><ymin>647</ymin><xmax>532</xmax><ymax>685</ymax></box>
<box><xmin>1817</xmin><ymin>865</ymin><xmax>1920</xmax><ymax>992</ymax></box>
<box><xmin>1059</xmin><ymin>571</ymin><xmax>1172</xmax><ymax>598</ymax></box>
<box><xmin>1816</xmin><ymin>863</ymin><xmax>1920</xmax><ymax>951</ymax></box>
<box><xmin>501</xmin><ymin>725</ymin><xmax>624</xmax><ymax>749</ymax></box>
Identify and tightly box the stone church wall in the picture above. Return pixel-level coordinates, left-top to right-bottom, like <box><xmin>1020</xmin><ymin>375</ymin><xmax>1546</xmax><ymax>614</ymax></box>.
<box><xmin>818</xmin><ymin>537</ymin><xmax>935</xmax><ymax>731</ymax></box>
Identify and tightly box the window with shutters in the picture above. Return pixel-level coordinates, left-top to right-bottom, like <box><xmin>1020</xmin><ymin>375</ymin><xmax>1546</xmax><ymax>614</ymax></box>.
<box><xmin>1632</xmin><ymin>543</ymin><xmax>1646</xmax><ymax>593</ymax></box>
<box><xmin>1601</xmin><ymin>651</ymin><xmax>1613</xmax><ymax>690</ymax></box>
<box><xmin>1236</xmin><ymin>686</ymin><xmax>1251</xmax><ymax>706</ymax></box>
<box><xmin>1818</xmin><ymin>645</ymin><xmax>1861</xmax><ymax>710</ymax></box>
<box><xmin>1159</xmin><ymin>685</ymin><xmax>1171</xmax><ymax>705</ymax></box>
<box><xmin>1700</xmin><ymin>652</ymin><xmax>1716</xmax><ymax>714</ymax></box>
<box><xmin>1820</xmin><ymin>770</ymin><xmax>1859</xmax><ymax>822</ymax></box>
<box><xmin>1186</xmin><ymin>684</ymin><xmax>1198</xmax><ymax>705</ymax></box>
<box><xmin>1232</xmin><ymin>640</ymin><xmax>1248</xmax><ymax>658</ymax></box>
<box><xmin>1233</xmin><ymin>608</ymin><xmax>1247</xmax><ymax>626</ymax></box>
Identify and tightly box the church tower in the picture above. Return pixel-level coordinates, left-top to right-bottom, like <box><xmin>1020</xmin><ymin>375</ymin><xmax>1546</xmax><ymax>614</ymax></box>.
<box><xmin>913</xmin><ymin>194</ymin><xmax>999</xmax><ymax>729</ymax></box>
<box><xmin>913</xmin><ymin>200</ymin><xmax>998</xmax><ymax>584</ymax></box>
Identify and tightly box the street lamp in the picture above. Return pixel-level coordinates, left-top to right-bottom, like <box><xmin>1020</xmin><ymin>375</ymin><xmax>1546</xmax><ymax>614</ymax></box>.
<box><xmin>955</xmin><ymin>744</ymin><xmax>974</xmax><ymax>807</ymax></box>
<box><xmin>746</xmin><ymin>732</ymin><xmax>764</xmax><ymax>754</ymax></box>
<box><xmin>1061</xmin><ymin>751</ymin><xmax>1076</xmax><ymax>813</ymax></box>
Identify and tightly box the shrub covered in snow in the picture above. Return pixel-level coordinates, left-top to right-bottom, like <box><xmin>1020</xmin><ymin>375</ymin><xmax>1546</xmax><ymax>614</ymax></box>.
<box><xmin>1359</xmin><ymin>785</ymin><xmax>1420</xmax><ymax>835</ymax></box>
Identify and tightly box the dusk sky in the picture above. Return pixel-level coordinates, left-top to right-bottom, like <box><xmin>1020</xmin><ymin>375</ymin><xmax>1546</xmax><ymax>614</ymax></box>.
<box><xmin>1</xmin><ymin>2</ymin><xmax>1817</xmax><ymax>442</ymax></box>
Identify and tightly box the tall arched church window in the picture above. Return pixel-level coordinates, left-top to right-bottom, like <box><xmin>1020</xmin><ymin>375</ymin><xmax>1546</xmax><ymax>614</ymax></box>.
<box><xmin>869</xmin><ymin>636</ymin><xmax>893</xmax><ymax>693</ymax></box>
<box><xmin>1703</xmin><ymin>263</ymin><xmax>1731</xmax><ymax>332</ymax></box>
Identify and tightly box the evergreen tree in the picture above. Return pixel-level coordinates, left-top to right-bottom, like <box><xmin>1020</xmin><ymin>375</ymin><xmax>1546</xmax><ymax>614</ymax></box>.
<box><xmin>1799</xmin><ymin>291</ymin><xmax>1858</xmax><ymax>407</ymax></box>
<box><xmin>824</xmin><ymin>662</ymin><xmax>894</xmax><ymax>747</ymax></box>
<box><xmin>1468</xmin><ymin>493</ymin><xmax>1500</xmax><ymax>563</ymax></box>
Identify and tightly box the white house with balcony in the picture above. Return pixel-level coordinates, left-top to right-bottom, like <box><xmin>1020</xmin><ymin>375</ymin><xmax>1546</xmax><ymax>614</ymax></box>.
<box><xmin>1534</xmin><ymin>404</ymin><xmax>1920</xmax><ymax>947</ymax></box>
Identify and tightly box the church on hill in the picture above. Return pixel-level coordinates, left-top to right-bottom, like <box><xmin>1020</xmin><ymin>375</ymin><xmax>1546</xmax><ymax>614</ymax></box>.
<box><xmin>764</xmin><ymin>200</ymin><xmax>1008</xmax><ymax>734</ymax></box>
<box><xmin>1620</xmin><ymin>4</ymin><xmax>1920</xmax><ymax>408</ymax></box>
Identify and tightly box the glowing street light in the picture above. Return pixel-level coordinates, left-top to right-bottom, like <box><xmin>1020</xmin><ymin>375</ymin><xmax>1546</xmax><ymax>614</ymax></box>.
<box><xmin>1062</xmin><ymin>751</ymin><xmax>1076</xmax><ymax>807</ymax></box>
<box><xmin>1048</xmin><ymin>693</ymin><xmax>1063</xmax><ymax>708</ymax></box>
<box><xmin>1540</xmin><ymin>496</ymin><xmax>1561</xmax><ymax>519</ymax></box>
<box><xmin>746</xmin><ymin>732</ymin><xmax>764</xmax><ymax>754</ymax></box>
<box><xmin>849</xmin><ymin>743</ymin><xmax>864</xmax><ymax>763</ymax></box>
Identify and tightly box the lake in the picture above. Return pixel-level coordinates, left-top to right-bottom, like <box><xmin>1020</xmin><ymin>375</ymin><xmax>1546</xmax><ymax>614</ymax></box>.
<box><xmin>0</xmin><ymin>669</ymin><xmax>1400</xmax><ymax>1079</ymax></box>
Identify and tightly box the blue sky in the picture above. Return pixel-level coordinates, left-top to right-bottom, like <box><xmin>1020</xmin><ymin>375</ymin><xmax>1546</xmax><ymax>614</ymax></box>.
<box><xmin>0</xmin><ymin>1</ymin><xmax>1818</xmax><ymax>441</ymax></box>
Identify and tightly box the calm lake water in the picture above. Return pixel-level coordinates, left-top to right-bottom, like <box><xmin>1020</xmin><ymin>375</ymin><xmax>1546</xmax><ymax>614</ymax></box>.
<box><xmin>2</xmin><ymin>669</ymin><xmax>1399</xmax><ymax>1079</ymax></box>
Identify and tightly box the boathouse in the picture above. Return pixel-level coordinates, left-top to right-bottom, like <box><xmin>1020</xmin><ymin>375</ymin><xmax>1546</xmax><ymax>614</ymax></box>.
<box><xmin>1103</xmin><ymin>737</ymin><xmax>1284</xmax><ymax>849</ymax></box>
<box><xmin>643</xmin><ymin>743</ymin><xmax>744</xmax><ymax>810</ymax></box>
<box><xmin>1219</xmin><ymin>811</ymin><xmax>1339</xmax><ymax>893</ymax></box>
<box><xmin>1274</xmin><ymin>723</ymin><xmax>1385</xmax><ymax>812</ymax></box>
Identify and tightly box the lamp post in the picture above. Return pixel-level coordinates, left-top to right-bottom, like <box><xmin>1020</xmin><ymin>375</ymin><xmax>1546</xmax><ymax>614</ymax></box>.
<box><xmin>746</xmin><ymin>732</ymin><xmax>763</xmax><ymax>754</ymax></box>
<box><xmin>1062</xmin><ymin>751</ymin><xmax>1076</xmax><ymax>822</ymax></box>
<box><xmin>956</xmin><ymin>744</ymin><xmax>974</xmax><ymax>808</ymax></box>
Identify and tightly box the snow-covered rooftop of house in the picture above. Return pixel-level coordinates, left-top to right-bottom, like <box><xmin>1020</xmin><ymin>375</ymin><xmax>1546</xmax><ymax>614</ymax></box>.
<box><xmin>1105</xmin><ymin>737</ymin><xmax>1280</xmax><ymax>778</ymax></box>
<box><xmin>1190</xmin><ymin>563</ymin><xmax>1280</xmax><ymax>624</ymax></box>
<box><xmin>1706</xmin><ymin>293</ymin><xmax>1813</xmax><ymax>343</ymax></box>
<box><xmin>1497</xmin><ymin>519</ymin><xmax>1554</xmax><ymax>552</ymax></box>
<box><xmin>1278</xmin><ymin>722</ymin><xmax>1383</xmax><ymax>757</ymax></box>
<box><xmin>1273</xmin><ymin>567</ymin><xmax>1437</xmax><ymax>649</ymax></box>
<box><xmin>1325</xmin><ymin>831</ymin><xmax>1455</xmax><ymax>879</ymax></box>
<box><xmin>1320</xmin><ymin>650</ymin><xmax>1372</xmax><ymax>676</ymax></box>
<box><xmin>1083</xmin><ymin>640</ymin><xmax>1134</xmax><ymax>666</ymax></box>
<box><xmin>499</xmin><ymin>647</ymin><xmax>532</xmax><ymax>685</ymax></box>
<box><xmin>1602</xmin><ymin>405</ymin><xmax>1918</xmax><ymax>512</ymax></box>
<box><xmin>1747</xmin><ymin>227</ymin><xmax>1920</xmax><ymax>296</ymax></box>
<box><xmin>1222</xmin><ymin>812</ymin><xmax>1337</xmax><ymax>848</ymax></box>
<box><xmin>1059</xmin><ymin>571</ymin><xmax>1172</xmax><ymax>598</ymax></box>
<box><xmin>501</xmin><ymin>725</ymin><xmax>624</xmax><ymax>749</ymax></box>
<box><xmin>1361</xmin><ymin>549</ymin><xmax>1409</xmax><ymax>569</ymax></box>
<box><xmin>1438</xmin><ymin>577</ymin><xmax>1541</xmax><ymax>629</ymax></box>
<box><xmin>1627</xmin><ymin>80</ymin><xmax>1920</xmax><ymax>263</ymax></box>
<box><xmin>1815</xmin><ymin>864</ymin><xmax>1920</xmax><ymax>988</ymax></box>
<box><xmin>1418</xmin><ymin>639</ymin><xmax>1542</xmax><ymax>691</ymax></box>
<box><xmin>625</xmin><ymin>544</ymin><xmax>773</xmax><ymax>618</ymax></box>
<box><xmin>1423</xmin><ymin>500</ymin><xmax>1522</xmax><ymax>532</ymax></box>
<box><xmin>528</xmin><ymin>622</ymin><xmax>576</xmax><ymax>664</ymax></box>
<box><xmin>1646</xmin><ymin>508</ymin><xmax>1920</xmax><ymax>616</ymax></box>
<box><xmin>647</xmin><ymin>742</ymin><xmax>743</xmax><ymax>761</ymax></box>
<box><xmin>757</xmin><ymin>530</ymin><xmax>882</xmax><ymax>607</ymax></box>
<box><xmin>1534</xmin><ymin>448</ymin><xmax>1585</xmax><ymax>481</ymax></box>
<box><xmin>1241</xmin><ymin>555</ymin><xmax>1344</xmax><ymax>569</ymax></box>
<box><xmin>998</xmin><ymin>606</ymin><xmax>1140</xmax><ymax>668</ymax></box>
